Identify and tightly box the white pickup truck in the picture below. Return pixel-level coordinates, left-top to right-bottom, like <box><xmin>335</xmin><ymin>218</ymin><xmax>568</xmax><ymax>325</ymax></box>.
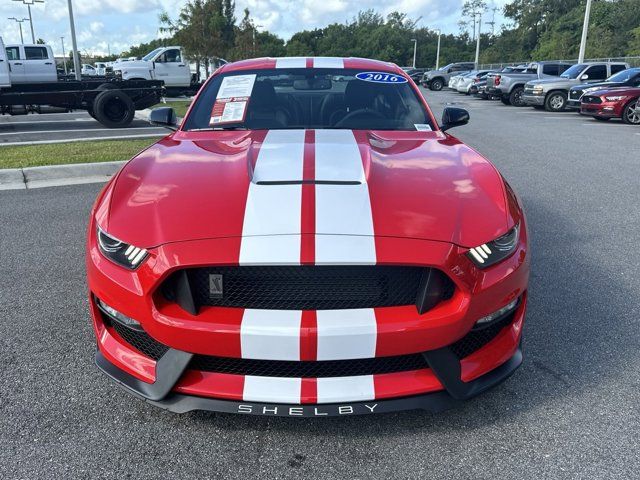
<box><xmin>111</xmin><ymin>46</ymin><xmax>192</xmax><ymax>91</ymax></box>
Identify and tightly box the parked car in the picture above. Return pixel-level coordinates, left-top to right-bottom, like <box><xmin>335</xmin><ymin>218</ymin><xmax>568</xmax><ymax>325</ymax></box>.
<box><xmin>81</xmin><ymin>64</ymin><xmax>98</xmax><ymax>76</ymax></box>
<box><xmin>402</xmin><ymin>67</ymin><xmax>427</xmax><ymax>83</ymax></box>
<box><xmin>523</xmin><ymin>62</ymin><xmax>629</xmax><ymax>111</ymax></box>
<box><xmin>457</xmin><ymin>70</ymin><xmax>494</xmax><ymax>94</ymax></box>
<box><xmin>568</xmin><ymin>67</ymin><xmax>640</xmax><ymax>108</ymax></box>
<box><xmin>448</xmin><ymin>72</ymin><xmax>471</xmax><ymax>90</ymax></box>
<box><xmin>486</xmin><ymin>61</ymin><xmax>573</xmax><ymax>106</ymax></box>
<box><xmin>580</xmin><ymin>86</ymin><xmax>640</xmax><ymax>124</ymax></box>
<box><xmin>421</xmin><ymin>62</ymin><xmax>476</xmax><ymax>91</ymax></box>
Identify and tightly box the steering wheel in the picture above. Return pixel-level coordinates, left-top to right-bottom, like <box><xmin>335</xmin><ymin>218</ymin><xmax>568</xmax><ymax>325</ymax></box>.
<box><xmin>334</xmin><ymin>108</ymin><xmax>386</xmax><ymax>128</ymax></box>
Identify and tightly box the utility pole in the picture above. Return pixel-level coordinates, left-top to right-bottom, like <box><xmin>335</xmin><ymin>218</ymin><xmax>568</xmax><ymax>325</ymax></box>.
<box><xmin>60</xmin><ymin>36</ymin><xmax>67</xmax><ymax>75</ymax></box>
<box><xmin>13</xmin><ymin>0</ymin><xmax>44</xmax><ymax>44</ymax></box>
<box><xmin>67</xmin><ymin>0</ymin><xmax>82</xmax><ymax>81</ymax></box>
<box><xmin>486</xmin><ymin>5</ymin><xmax>499</xmax><ymax>37</ymax></box>
<box><xmin>474</xmin><ymin>12</ymin><xmax>482</xmax><ymax>68</ymax></box>
<box><xmin>411</xmin><ymin>39</ymin><xmax>417</xmax><ymax>68</ymax></box>
<box><xmin>578</xmin><ymin>0</ymin><xmax>592</xmax><ymax>63</ymax></box>
<box><xmin>435</xmin><ymin>29</ymin><xmax>441</xmax><ymax>70</ymax></box>
<box><xmin>8</xmin><ymin>17</ymin><xmax>28</xmax><ymax>44</ymax></box>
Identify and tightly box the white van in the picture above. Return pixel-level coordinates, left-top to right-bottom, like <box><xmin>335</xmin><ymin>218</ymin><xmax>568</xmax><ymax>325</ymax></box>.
<box><xmin>3</xmin><ymin>42</ymin><xmax>57</xmax><ymax>83</ymax></box>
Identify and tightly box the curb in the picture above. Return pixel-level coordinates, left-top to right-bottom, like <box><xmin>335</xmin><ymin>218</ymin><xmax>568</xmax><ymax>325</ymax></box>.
<box><xmin>0</xmin><ymin>160</ymin><xmax>126</xmax><ymax>191</ymax></box>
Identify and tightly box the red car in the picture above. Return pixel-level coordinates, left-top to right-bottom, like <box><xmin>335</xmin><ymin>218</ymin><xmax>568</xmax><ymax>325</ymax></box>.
<box><xmin>87</xmin><ymin>57</ymin><xmax>529</xmax><ymax>417</ymax></box>
<box><xmin>580</xmin><ymin>86</ymin><xmax>640</xmax><ymax>124</ymax></box>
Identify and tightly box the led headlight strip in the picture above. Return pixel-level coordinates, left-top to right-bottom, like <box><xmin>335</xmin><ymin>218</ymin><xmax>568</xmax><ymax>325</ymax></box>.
<box><xmin>97</xmin><ymin>227</ymin><xmax>148</xmax><ymax>269</ymax></box>
<box><xmin>467</xmin><ymin>224</ymin><xmax>519</xmax><ymax>268</ymax></box>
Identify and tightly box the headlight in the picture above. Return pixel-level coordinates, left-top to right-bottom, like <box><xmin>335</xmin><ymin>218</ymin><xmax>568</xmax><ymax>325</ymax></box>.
<box><xmin>605</xmin><ymin>95</ymin><xmax>626</xmax><ymax>101</ymax></box>
<box><xmin>532</xmin><ymin>86</ymin><xmax>544</xmax><ymax>94</ymax></box>
<box><xmin>97</xmin><ymin>227</ymin><xmax>148</xmax><ymax>269</ymax></box>
<box><xmin>467</xmin><ymin>224</ymin><xmax>520</xmax><ymax>268</ymax></box>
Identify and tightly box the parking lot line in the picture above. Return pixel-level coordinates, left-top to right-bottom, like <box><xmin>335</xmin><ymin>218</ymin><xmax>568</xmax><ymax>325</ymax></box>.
<box><xmin>0</xmin><ymin>133</ymin><xmax>165</xmax><ymax>147</ymax></box>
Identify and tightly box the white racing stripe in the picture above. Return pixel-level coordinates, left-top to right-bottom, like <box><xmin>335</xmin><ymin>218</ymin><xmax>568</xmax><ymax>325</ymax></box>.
<box><xmin>316</xmin><ymin>375</ymin><xmax>375</xmax><ymax>404</ymax></box>
<box><xmin>316</xmin><ymin>309</ymin><xmax>377</xmax><ymax>360</ymax></box>
<box><xmin>241</xmin><ymin>310</ymin><xmax>301</xmax><ymax>360</ymax></box>
<box><xmin>275</xmin><ymin>57</ymin><xmax>307</xmax><ymax>69</ymax></box>
<box><xmin>243</xmin><ymin>376</ymin><xmax>301</xmax><ymax>404</ymax></box>
<box><xmin>314</xmin><ymin>130</ymin><xmax>376</xmax><ymax>264</ymax></box>
<box><xmin>313</xmin><ymin>57</ymin><xmax>344</xmax><ymax>69</ymax></box>
<box><xmin>239</xmin><ymin>130</ymin><xmax>305</xmax><ymax>265</ymax></box>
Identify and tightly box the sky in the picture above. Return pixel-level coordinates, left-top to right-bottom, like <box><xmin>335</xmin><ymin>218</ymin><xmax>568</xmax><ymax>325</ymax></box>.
<box><xmin>0</xmin><ymin>0</ymin><xmax>510</xmax><ymax>57</ymax></box>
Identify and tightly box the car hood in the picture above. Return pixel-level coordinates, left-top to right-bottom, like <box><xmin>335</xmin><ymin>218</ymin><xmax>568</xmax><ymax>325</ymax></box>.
<box><xmin>103</xmin><ymin>130</ymin><xmax>511</xmax><ymax>249</ymax></box>
<box><xmin>112</xmin><ymin>60</ymin><xmax>149</xmax><ymax>70</ymax></box>
<box><xmin>587</xmin><ymin>86</ymin><xmax>640</xmax><ymax>96</ymax></box>
<box><xmin>527</xmin><ymin>78</ymin><xmax>574</xmax><ymax>86</ymax></box>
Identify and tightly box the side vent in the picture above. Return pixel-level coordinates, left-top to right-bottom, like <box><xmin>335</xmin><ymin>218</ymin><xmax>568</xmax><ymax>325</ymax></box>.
<box><xmin>173</xmin><ymin>270</ymin><xmax>198</xmax><ymax>316</ymax></box>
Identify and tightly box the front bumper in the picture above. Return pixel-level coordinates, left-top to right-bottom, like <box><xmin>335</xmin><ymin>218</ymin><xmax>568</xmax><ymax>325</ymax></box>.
<box><xmin>486</xmin><ymin>87</ymin><xmax>504</xmax><ymax>96</ymax></box>
<box><xmin>580</xmin><ymin>102</ymin><xmax>623</xmax><ymax>119</ymax></box>
<box><xmin>522</xmin><ymin>94</ymin><xmax>545</xmax><ymax>106</ymax></box>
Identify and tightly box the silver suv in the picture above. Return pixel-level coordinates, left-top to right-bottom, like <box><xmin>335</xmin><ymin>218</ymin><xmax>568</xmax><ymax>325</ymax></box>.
<box><xmin>522</xmin><ymin>62</ymin><xmax>629</xmax><ymax>111</ymax></box>
<box><xmin>421</xmin><ymin>62</ymin><xmax>476</xmax><ymax>91</ymax></box>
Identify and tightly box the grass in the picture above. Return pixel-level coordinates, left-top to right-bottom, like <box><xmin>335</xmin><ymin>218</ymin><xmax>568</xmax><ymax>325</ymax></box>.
<box><xmin>0</xmin><ymin>138</ymin><xmax>160</xmax><ymax>169</ymax></box>
<box><xmin>151</xmin><ymin>100</ymin><xmax>192</xmax><ymax>118</ymax></box>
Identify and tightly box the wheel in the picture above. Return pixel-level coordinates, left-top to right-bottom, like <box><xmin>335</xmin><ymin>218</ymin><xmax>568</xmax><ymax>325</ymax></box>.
<box><xmin>509</xmin><ymin>87</ymin><xmax>525</xmax><ymax>107</ymax></box>
<box><xmin>500</xmin><ymin>95</ymin><xmax>511</xmax><ymax>105</ymax></box>
<box><xmin>92</xmin><ymin>89</ymin><xmax>135</xmax><ymax>128</ymax></box>
<box><xmin>593</xmin><ymin>116</ymin><xmax>610</xmax><ymax>122</ymax></box>
<box><xmin>622</xmin><ymin>98</ymin><xmax>640</xmax><ymax>125</ymax></box>
<box><xmin>545</xmin><ymin>91</ymin><xmax>567</xmax><ymax>112</ymax></box>
<box><xmin>430</xmin><ymin>78</ymin><xmax>443</xmax><ymax>91</ymax></box>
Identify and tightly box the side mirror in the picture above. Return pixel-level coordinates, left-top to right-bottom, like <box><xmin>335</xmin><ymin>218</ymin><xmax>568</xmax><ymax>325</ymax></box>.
<box><xmin>580</xmin><ymin>74</ymin><xmax>589</xmax><ymax>80</ymax></box>
<box><xmin>149</xmin><ymin>107</ymin><xmax>178</xmax><ymax>131</ymax></box>
<box><xmin>441</xmin><ymin>107</ymin><xmax>470</xmax><ymax>132</ymax></box>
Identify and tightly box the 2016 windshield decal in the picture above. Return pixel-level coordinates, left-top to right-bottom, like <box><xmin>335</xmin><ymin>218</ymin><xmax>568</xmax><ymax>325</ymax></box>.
<box><xmin>355</xmin><ymin>72</ymin><xmax>408</xmax><ymax>84</ymax></box>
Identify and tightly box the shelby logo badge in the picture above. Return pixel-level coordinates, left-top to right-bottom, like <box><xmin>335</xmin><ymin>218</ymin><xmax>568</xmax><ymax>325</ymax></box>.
<box><xmin>209</xmin><ymin>274</ymin><xmax>223</xmax><ymax>298</ymax></box>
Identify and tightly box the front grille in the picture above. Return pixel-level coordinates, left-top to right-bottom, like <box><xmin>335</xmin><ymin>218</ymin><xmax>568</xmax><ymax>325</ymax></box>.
<box><xmin>450</xmin><ymin>311</ymin><xmax>516</xmax><ymax>359</ymax></box>
<box><xmin>569</xmin><ymin>89</ymin><xmax>583</xmax><ymax>100</ymax></box>
<box><xmin>581</xmin><ymin>95</ymin><xmax>602</xmax><ymax>104</ymax></box>
<box><xmin>103</xmin><ymin>313</ymin><xmax>169</xmax><ymax>360</ymax></box>
<box><xmin>163</xmin><ymin>266</ymin><xmax>453</xmax><ymax>311</ymax></box>
<box><xmin>190</xmin><ymin>354</ymin><xmax>428</xmax><ymax>377</ymax></box>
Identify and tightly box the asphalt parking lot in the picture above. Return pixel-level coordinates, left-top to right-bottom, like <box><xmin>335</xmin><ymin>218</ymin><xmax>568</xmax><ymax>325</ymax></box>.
<box><xmin>1</xmin><ymin>88</ymin><xmax>639</xmax><ymax>479</ymax></box>
<box><xmin>0</xmin><ymin>111</ymin><xmax>166</xmax><ymax>146</ymax></box>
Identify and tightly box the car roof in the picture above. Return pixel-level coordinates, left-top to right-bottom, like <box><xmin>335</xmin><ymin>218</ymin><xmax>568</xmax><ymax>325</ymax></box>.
<box><xmin>218</xmin><ymin>57</ymin><xmax>400</xmax><ymax>74</ymax></box>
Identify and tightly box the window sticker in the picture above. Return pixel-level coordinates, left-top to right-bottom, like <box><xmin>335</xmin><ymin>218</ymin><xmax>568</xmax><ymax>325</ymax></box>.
<box><xmin>217</xmin><ymin>74</ymin><xmax>257</xmax><ymax>99</ymax></box>
<box><xmin>414</xmin><ymin>124</ymin><xmax>432</xmax><ymax>131</ymax></box>
<box><xmin>211</xmin><ymin>97</ymin><xmax>250</xmax><ymax>125</ymax></box>
<box><xmin>355</xmin><ymin>72</ymin><xmax>408</xmax><ymax>84</ymax></box>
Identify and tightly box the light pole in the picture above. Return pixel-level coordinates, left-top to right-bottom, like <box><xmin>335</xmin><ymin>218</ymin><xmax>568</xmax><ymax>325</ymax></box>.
<box><xmin>474</xmin><ymin>12</ymin><xmax>482</xmax><ymax>68</ymax></box>
<box><xmin>252</xmin><ymin>24</ymin><xmax>263</xmax><ymax>56</ymax></box>
<box><xmin>578</xmin><ymin>0</ymin><xmax>592</xmax><ymax>63</ymax></box>
<box><xmin>8</xmin><ymin>17</ymin><xmax>29</xmax><ymax>44</ymax></box>
<box><xmin>411</xmin><ymin>39</ymin><xmax>417</xmax><ymax>68</ymax></box>
<box><xmin>60</xmin><ymin>36</ymin><xmax>67</xmax><ymax>75</ymax></box>
<box><xmin>435</xmin><ymin>29</ymin><xmax>441</xmax><ymax>70</ymax></box>
<box><xmin>13</xmin><ymin>0</ymin><xmax>44</xmax><ymax>44</ymax></box>
<box><xmin>66</xmin><ymin>0</ymin><xmax>82</xmax><ymax>81</ymax></box>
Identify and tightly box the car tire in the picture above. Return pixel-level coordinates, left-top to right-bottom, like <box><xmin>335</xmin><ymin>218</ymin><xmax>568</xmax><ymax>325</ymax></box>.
<box><xmin>500</xmin><ymin>95</ymin><xmax>511</xmax><ymax>105</ymax></box>
<box><xmin>92</xmin><ymin>89</ymin><xmax>136</xmax><ymax>128</ymax></box>
<box><xmin>622</xmin><ymin>98</ymin><xmax>640</xmax><ymax>125</ymax></box>
<box><xmin>509</xmin><ymin>87</ymin><xmax>525</xmax><ymax>107</ymax></box>
<box><xmin>430</xmin><ymin>79</ymin><xmax>443</xmax><ymax>91</ymax></box>
<box><xmin>545</xmin><ymin>92</ymin><xmax>567</xmax><ymax>112</ymax></box>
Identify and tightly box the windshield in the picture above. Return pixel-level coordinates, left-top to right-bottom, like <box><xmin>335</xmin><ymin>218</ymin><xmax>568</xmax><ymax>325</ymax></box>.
<box><xmin>607</xmin><ymin>68</ymin><xmax>639</xmax><ymax>82</ymax></box>
<box><xmin>561</xmin><ymin>64</ymin><xmax>588</xmax><ymax>79</ymax></box>
<box><xmin>183</xmin><ymin>68</ymin><xmax>432</xmax><ymax>132</ymax></box>
<box><xmin>142</xmin><ymin>48</ymin><xmax>164</xmax><ymax>62</ymax></box>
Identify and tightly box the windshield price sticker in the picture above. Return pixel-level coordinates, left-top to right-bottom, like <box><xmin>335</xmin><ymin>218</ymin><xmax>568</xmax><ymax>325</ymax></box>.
<box><xmin>217</xmin><ymin>74</ymin><xmax>257</xmax><ymax>99</ymax></box>
<box><xmin>356</xmin><ymin>72</ymin><xmax>408</xmax><ymax>84</ymax></box>
<box><xmin>414</xmin><ymin>124</ymin><xmax>432</xmax><ymax>132</ymax></box>
<box><xmin>210</xmin><ymin>97</ymin><xmax>249</xmax><ymax>125</ymax></box>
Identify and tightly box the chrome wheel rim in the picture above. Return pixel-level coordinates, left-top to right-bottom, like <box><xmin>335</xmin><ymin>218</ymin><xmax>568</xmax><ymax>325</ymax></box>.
<box><xmin>550</xmin><ymin>95</ymin><xmax>564</xmax><ymax>110</ymax></box>
<box><xmin>626</xmin><ymin>101</ymin><xmax>640</xmax><ymax>124</ymax></box>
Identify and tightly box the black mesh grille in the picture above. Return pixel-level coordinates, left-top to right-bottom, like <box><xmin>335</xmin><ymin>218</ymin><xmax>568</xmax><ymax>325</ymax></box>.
<box><xmin>190</xmin><ymin>354</ymin><xmax>428</xmax><ymax>377</ymax></box>
<box><xmin>164</xmin><ymin>265</ymin><xmax>450</xmax><ymax>311</ymax></box>
<box><xmin>450</xmin><ymin>311</ymin><xmax>516</xmax><ymax>359</ymax></box>
<box><xmin>581</xmin><ymin>95</ymin><xmax>602</xmax><ymax>104</ymax></box>
<box><xmin>106</xmin><ymin>315</ymin><xmax>169</xmax><ymax>360</ymax></box>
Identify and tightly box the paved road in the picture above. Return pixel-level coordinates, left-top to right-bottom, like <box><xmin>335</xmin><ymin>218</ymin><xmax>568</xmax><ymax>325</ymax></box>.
<box><xmin>0</xmin><ymin>111</ymin><xmax>166</xmax><ymax>146</ymax></box>
<box><xmin>1</xmin><ymin>89</ymin><xmax>639</xmax><ymax>479</ymax></box>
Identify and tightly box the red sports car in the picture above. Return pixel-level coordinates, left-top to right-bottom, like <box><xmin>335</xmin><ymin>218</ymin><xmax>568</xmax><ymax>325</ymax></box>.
<box><xmin>580</xmin><ymin>86</ymin><xmax>640</xmax><ymax>124</ymax></box>
<box><xmin>87</xmin><ymin>57</ymin><xmax>529</xmax><ymax>416</ymax></box>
